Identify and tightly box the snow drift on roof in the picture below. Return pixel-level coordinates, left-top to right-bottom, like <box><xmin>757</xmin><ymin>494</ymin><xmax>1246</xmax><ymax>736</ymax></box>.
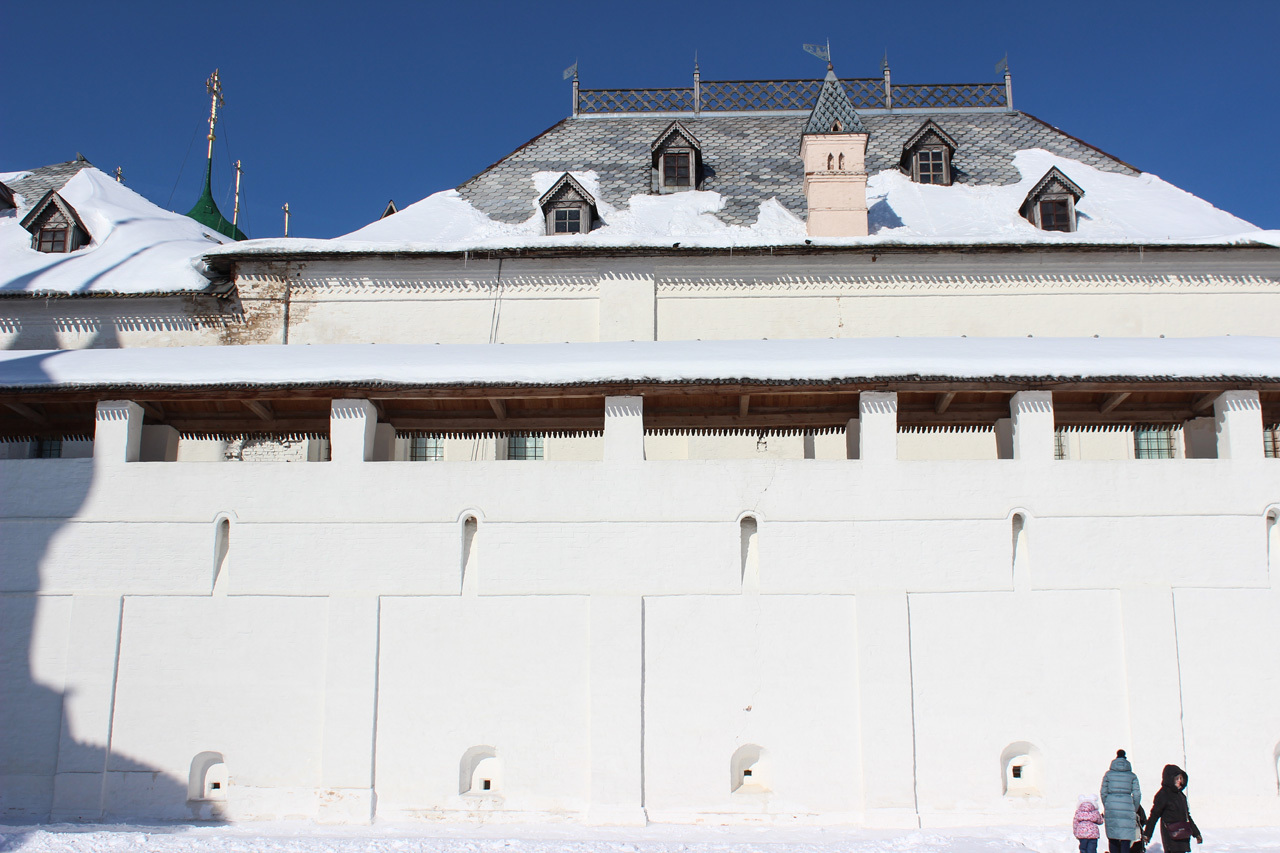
<box><xmin>0</xmin><ymin>167</ymin><xmax>230</xmax><ymax>295</ymax></box>
<box><xmin>2</xmin><ymin>337</ymin><xmax>1278</xmax><ymax>390</ymax></box>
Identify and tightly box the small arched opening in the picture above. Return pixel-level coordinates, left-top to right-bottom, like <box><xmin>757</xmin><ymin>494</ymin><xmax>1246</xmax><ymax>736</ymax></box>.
<box><xmin>730</xmin><ymin>744</ymin><xmax>769</xmax><ymax>793</ymax></box>
<box><xmin>460</xmin><ymin>745</ymin><xmax>500</xmax><ymax>797</ymax></box>
<box><xmin>461</xmin><ymin>514</ymin><xmax>479</xmax><ymax>595</ymax></box>
<box><xmin>739</xmin><ymin>514</ymin><xmax>759</xmax><ymax>588</ymax></box>
<box><xmin>188</xmin><ymin>751</ymin><xmax>227</xmax><ymax>802</ymax></box>
<box><xmin>212</xmin><ymin>516</ymin><xmax>231</xmax><ymax>595</ymax></box>
<box><xmin>1267</xmin><ymin>509</ymin><xmax>1278</xmax><ymax>576</ymax></box>
<box><xmin>1001</xmin><ymin>741</ymin><xmax>1043</xmax><ymax>797</ymax></box>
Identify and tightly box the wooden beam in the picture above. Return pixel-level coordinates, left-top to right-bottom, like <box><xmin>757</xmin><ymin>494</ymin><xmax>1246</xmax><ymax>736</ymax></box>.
<box><xmin>934</xmin><ymin>391</ymin><xmax>957</xmax><ymax>414</ymax></box>
<box><xmin>243</xmin><ymin>400</ymin><xmax>273</xmax><ymax>421</ymax></box>
<box><xmin>1191</xmin><ymin>392</ymin><xmax>1218</xmax><ymax>413</ymax></box>
<box><xmin>488</xmin><ymin>398</ymin><xmax>507</xmax><ymax>420</ymax></box>
<box><xmin>4</xmin><ymin>402</ymin><xmax>48</xmax><ymax>425</ymax></box>
<box><xmin>739</xmin><ymin>395</ymin><xmax>750</xmax><ymax>417</ymax></box>
<box><xmin>1099</xmin><ymin>391</ymin><xmax>1131</xmax><ymax>414</ymax></box>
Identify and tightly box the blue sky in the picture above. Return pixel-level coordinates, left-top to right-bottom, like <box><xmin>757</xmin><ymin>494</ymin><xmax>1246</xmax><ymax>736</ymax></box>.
<box><xmin>3</xmin><ymin>0</ymin><xmax>1276</xmax><ymax>238</ymax></box>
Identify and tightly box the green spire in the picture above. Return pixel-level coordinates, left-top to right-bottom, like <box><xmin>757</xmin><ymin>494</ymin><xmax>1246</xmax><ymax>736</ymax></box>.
<box><xmin>186</xmin><ymin>157</ymin><xmax>246</xmax><ymax>240</ymax></box>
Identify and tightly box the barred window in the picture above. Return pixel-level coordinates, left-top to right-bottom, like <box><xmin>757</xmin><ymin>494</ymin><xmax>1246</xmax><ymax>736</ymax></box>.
<box><xmin>1134</xmin><ymin>427</ymin><xmax>1176</xmax><ymax>459</ymax></box>
<box><xmin>33</xmin><ymin>438</ymin><xmax>62</xmax><ymax>458</ymax></box>
<box><xmin>553</xmin><ymin>208</ymin><xmax>582</xmax><ymax>233</ymax></box>
<box><xmin>1054</xmin><ymin>429</ymin><xmax>1068</xmax><ymax>460</ymax></box>
<box><xmin>409</xmin><ymin>436</ymin><xmax>444</xmax><ymax>461</ymax></box>
<box><xmin>915</xmin><ymin>149</ymin><xmax>947</xmax><ymax>184</ymax></box>
<box><xmin>1265</xmin><ymin>427</ymin><xmax>1280</xmax><ymax>459</ymax></box>
<box><xmin>506</xmin><ymin>434</ymin><xmax>544</xmax><ymax>461</ymax></box>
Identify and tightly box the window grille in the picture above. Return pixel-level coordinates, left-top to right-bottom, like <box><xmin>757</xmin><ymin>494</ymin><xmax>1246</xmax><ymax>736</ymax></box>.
<box><xmin>506</xmin><ymin>434</ymin><xmax>544</xmax><ymax>460</ymax></box>
<box><xmin>1265</xmin><ymin>427</ymin><xmax>1280</xmax><ymax>459</ymax></box>
<box><xmin>33</xmin><ymin>438</ymin><xmax>62</xmax><ymax>458</ymax></box>
<box><xmin>409</xmin><ymin>436</ymin><xmax>444</xmax><ymax>461</ymax></box>
<box><xmin>1053</xmin><ymin>430</ymin><xmax>1067</xmax><ymax>460</ymax></box>
<box><xmin>1134</xmin><ymin>427</ymin><xmax>1176</xmax><ymax>459</ymax></box>
<box><xmin>553</xmin><ymin>208</ymin><xmax>582</xmax><ymax>233</ymax></box>
<box><xmin>1038</xmin><ymin>199</ymin><xmax>1072</xmax><ymax>232</ymax></box>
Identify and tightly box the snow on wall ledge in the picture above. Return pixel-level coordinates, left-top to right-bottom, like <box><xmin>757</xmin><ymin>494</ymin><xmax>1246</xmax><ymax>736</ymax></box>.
<box><xmin>1</xmin><ymin>336</ymin><xmax>1279</xmax><ymax>389</ymax></box>
<box><xmin>208</xmin><ymin>150</ymin><xmax>1277</xmax><ymax>257</ymax></box>
<box><xmin>0</xmin><ymin>167</ymin><xmax>229</xmax><ymax>296</ymax></box>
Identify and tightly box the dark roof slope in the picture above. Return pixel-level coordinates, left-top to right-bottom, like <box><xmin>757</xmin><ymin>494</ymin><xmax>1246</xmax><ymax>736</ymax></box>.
<box><xmin>458</xmin><ymin>112</ymin><xmax>1139</xmax><ymax>227</ymax></box>
<box><xmin>6</xmin><ymin>157</ymin><xmax>95</xmax><ymax>209</ymax></box>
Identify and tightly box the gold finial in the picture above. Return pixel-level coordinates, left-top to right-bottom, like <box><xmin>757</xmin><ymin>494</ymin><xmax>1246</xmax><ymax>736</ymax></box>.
<box><xmin>114</xmin><ymin>166</ymin><xmax>124</xmax><ymax>183</ymax></box>
<box><xmin>205</xmin><ymin>69</ymin><xmax>225</xmax><ymax>159</ymax></box>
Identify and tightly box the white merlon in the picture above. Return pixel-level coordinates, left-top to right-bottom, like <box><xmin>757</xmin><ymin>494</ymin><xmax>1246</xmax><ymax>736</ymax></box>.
<box><xmin>93</xmin><ymin>400</ymin><xmax>144</xmax><ymax>464</ymax></box>
<box><xmin>1010</xmin><ymin>391</ymin><xmax>1054</xmax><ymax>462</ymax></box>
<box><xmin>858</xmin><ymin>392</ymin><xmax>897</xmax><ymax>462</ymax></box>
<box><xmin>330</xmin><ymin>399</ymin><xmax>378</xmax><ymax>463</ymax></box>
<box><xmin>604</xmin><ymin>396</ymin><xmax>645</xmax><ymax>462</ymax></box>
<box><xmin>1214</xmin><ymin>390</ymin><xmax>1264</xmax><ymax>460</ymax></box>
<box><xmin>599</xmin><ymin>273</ymin><xmax>656</xmax><ymax>342</ymax></box>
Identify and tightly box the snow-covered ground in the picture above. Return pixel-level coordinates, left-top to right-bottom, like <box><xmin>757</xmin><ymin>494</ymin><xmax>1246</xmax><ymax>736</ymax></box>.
<box><xmin>2</xmin><ymin>823</ymin><xmax>1278</xmax><ymax>853</ymax></box>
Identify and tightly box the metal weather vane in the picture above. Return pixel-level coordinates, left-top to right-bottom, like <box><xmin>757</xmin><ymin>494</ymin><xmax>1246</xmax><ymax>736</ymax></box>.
<box><xmin>802</xmin><ymin>41</ymin><xmax>831</xmax><ymax>64</ymax></box>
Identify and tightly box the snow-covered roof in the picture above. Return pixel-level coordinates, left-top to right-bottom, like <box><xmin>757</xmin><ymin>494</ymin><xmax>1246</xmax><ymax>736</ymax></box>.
<box><xmin>0</xmin><ymin>163</ymin><xmax>230</xmax><ymax>296</ymax></box>
<box><xmin>2</xmin><ymin>337</ymin><xmax>1278</xmax><ymax>391</ymax></box>
<box><xmin>208</xmin><ymin>148</ymin><xmax>1275</xmax><ymax>258</ymax></box>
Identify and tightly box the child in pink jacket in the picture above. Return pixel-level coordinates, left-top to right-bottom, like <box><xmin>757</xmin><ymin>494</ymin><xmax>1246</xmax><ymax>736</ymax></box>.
<box><xmin>1074</xmin><ymin>795</ymin><xmax>1105</xmax><ymax>853</ymax></box>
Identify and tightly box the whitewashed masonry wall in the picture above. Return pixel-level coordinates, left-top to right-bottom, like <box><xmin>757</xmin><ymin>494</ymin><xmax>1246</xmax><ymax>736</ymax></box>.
<box><xmin>2</xmin><ymin>390</ymin><xmax>1278</xmax><ymax>827</ymax></box>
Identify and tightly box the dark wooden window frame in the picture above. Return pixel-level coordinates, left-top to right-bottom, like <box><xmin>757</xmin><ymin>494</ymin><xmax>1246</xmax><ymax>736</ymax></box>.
<box><xmin>1033</xmin><ymin>194</ymin><xmax>1076</xmax><ymax>232</ymax></box>
<box><xmin>912</xmin><ymin>146</ymin><xmax>951</xmax><ymax>185</ymax></box>
<box><xmin>545</xmin><ymin>202</ymin><xmax>590</xmax><ymax>235</ymax></box>
<box><xmin>36</xmin><ymin>227</ymin><xmax>69</xmax><ymax>253</ymax></box>
<box><xmin>657</xmin><ymin>148</ymin><xmax>695</xmax><ymax>193</ymax></box>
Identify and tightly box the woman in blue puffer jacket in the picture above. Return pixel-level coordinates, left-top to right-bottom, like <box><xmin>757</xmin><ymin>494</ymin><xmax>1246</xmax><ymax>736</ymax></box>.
<box><xmin>1100</xmin><ymin>749</ymin><xmax>1142</xmax><ymax>853</ymax></box>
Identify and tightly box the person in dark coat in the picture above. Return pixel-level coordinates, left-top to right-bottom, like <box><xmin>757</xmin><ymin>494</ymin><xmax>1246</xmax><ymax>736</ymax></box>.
<box><xmin>1100</xmin><ymin>750</ymin><xmax>1142</xmax><ymax>853</ymax></box>
<box><xmin>1143</xmin><ymin>764</ymin><xmax>1202</xmax><ymax>852</ymax></box>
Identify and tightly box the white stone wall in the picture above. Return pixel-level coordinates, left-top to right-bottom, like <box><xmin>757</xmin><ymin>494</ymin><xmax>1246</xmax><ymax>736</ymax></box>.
<box><xmin>3</xmin><ymin>393</ymin><xmax>1278</xmax><ymax>827</ymax></box>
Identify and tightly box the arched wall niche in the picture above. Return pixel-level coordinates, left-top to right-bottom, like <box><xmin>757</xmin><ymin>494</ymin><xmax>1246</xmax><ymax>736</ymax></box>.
<box><xmin>730</xmin><ymin>743</ymin><xmax>769</xmax><ymax>793</ymax></box>
<box><xmin>1000</xmin><ymin>741</ymin><xmax>1044</xmax><ymax>797</ymax></box>
<box><xmin>459</xmin><ymin>745</ymin><xmax>500</xmax><ymax>796</ymax></box>
<box><xmin>188</xmin><ymin>751</ymin><xmax>227</xmax><ymax>802</ymax></box>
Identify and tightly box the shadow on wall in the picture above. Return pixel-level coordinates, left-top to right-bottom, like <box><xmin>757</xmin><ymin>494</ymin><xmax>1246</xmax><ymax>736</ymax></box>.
<box><xmin>0</xmin><ymin>342</ymin><xmax>212</xmax><ymax>835</ymax></box>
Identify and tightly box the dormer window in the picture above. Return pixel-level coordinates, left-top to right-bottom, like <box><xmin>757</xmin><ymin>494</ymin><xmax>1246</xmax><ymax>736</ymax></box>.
<box><xmin>37</xmin><ymin>227</ymin><xmax>68</xmax><ymax>253</ymax></box>
<box><xmin>1020</xmin><ymin>167</ymin><xmax>1085</xmax><ymax>233</ymax></box>
<box><xmin>20</xmin><ymin>190</ymin><xmax>90</xmax><ymax>253</ymax></box>
<box><xmin>537</xmin><ymin>173</ymin><xmax>597</xmax><ymax>236</ymax></box>
<box><xmin>651</xmin><ymin>121</ymin><xmax>701</xmax><ymax>194</ymax></box>
<box><xmin>900</xmin><ymin>120</ymin><xmax>957</xmax><ymax>186</ymax></box>
<box><xmin>553</xmin><ymin>207</ymin><xmax>582</xmax><ymax>233</ymax></box>
<box><xmin>662</xmin><ymin>151</ymin><xmax>691</xmax><ymax>189</ymax></box>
